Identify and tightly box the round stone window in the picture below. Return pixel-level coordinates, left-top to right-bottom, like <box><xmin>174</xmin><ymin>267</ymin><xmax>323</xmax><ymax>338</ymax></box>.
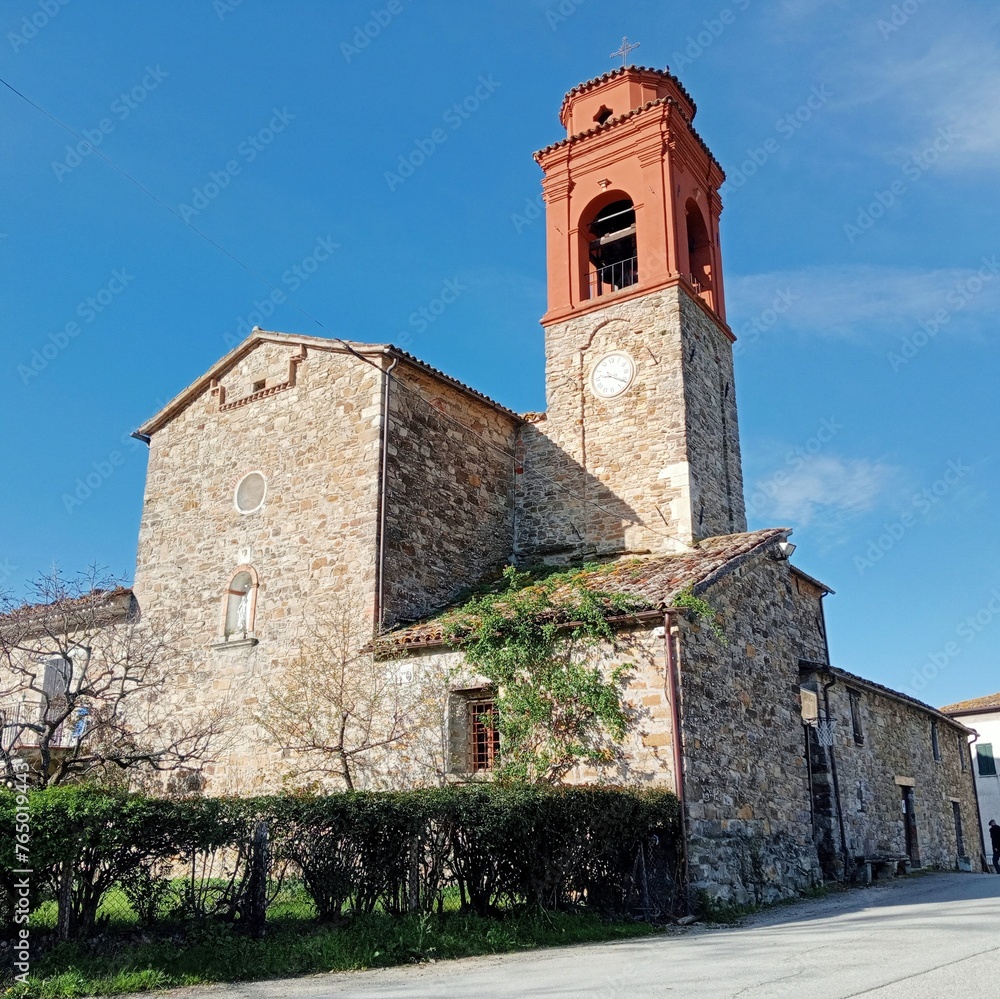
<box><xmin>234</xmin><ymin>471</ymin><xmax>267</xmax><ymax>514</ymax></box>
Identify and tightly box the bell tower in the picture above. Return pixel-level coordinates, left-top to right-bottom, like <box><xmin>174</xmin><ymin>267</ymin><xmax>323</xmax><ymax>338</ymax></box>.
<box><xmin>518</xmin><ymin>66</ymin><xmax>746</xmax><ymax>559</ymax></box>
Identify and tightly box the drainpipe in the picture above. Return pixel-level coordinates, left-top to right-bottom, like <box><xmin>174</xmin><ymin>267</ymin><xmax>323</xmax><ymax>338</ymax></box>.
<box><xmin>967</xmin><ymin>730</ymin><xmax>989</xmax><ymax>870</ymax></box>
<box><xmin>819</xmin><ymin>591</ymin><xmax>832</xmax><ymax>667</ymax></box>
<box><xmin>821</xmin><ymin>672</ymin><xmax>851</xmax><ymax>878</ymax></box>
<box><xmin>373</xmin><ymin>355</ymin><xmax>399</xmax><ymax>634</ymax></box>
<box><xmin>663</xmin><ymin>610</ymin><xmax>691</xmax><ymax>911</ymax></box>
<box><xmin>804</xmin><ymin>720</ymin><xmax>815</xmax><ymax>829</ymax></box>
<box><xmin>130</xmin><ymin>431</ymin><xmax>150</xmax><ymax>446</ymax></box>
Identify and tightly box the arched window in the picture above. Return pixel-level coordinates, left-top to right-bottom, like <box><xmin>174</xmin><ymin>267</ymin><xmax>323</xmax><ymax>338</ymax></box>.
<box><xmin>223</xmin><ymin>567</ymin><xmax>258</xmax><ymax>639</ymax></box>
<box><xmin>585</xmin><ymin>198</ymin><xmax>637</xmax><ymax>299</ymax></box>
<box><xmin>685</xmin><ymin>199</ymin><xmax>714</xmax><ymax>302</ymax></box>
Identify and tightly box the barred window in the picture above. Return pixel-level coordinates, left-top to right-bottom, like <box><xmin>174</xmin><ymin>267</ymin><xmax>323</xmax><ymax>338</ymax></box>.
<box><xmin>468</xmin><ymin>699</ymin><xmax>500</xmax><ymax>772</ymax></box>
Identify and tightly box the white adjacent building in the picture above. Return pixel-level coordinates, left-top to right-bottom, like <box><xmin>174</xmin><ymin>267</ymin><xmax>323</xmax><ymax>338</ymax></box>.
<box><xmin>942</xmin><ymin>692</ymin><xmax>1000</xmax><ymax>860</ymax></box>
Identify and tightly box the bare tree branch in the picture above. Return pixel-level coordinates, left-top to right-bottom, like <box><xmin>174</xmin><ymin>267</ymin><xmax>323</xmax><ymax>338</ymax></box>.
<box><xmin>256</xmin><ymin>592</ymin><xmax>448</xmax><ymax>790</ymax></box>
<box><xmin>0</xmin><ymin>568</ymin><xmax>225</xmax><ymax>789</ymax></box>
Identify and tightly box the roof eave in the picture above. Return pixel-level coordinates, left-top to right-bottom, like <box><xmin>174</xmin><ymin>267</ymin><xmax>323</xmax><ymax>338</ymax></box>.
<box><xmin>0</xmin><ymin>588</ymin><xmax>136</xmax><ymax>640</ymax></box>
<box><xmin>688</xmin><ymin>527</ymin><xmax>792</xmax><ymax>596</ymax></box>
<box><xmin>942</xmin><ymin>703</ymin><xmax>1000</xmax><ymax>720</ymax></box>
<box><xmin>135</xmin><ymin>330</ymin><xmax>386</xmax><ymax>437</ymax></box>
<box><xmin>556</xmin><ymin>65</ymin><xmax>698</xmax><ymax>126</ymax></box>
<box><xmin>535</xmin><ymin>96</ymin><xmax>725</xmax><ymax>178</ymax></box>
<box><xmin>135</xmin><ymin>331</ymin><xmax>522</xmax><ymax>438</ymax></box>
<box><xmin>379</xmin><ymin>527</ymin><xmax>792</xmax><ymax>652</ymax></box>
<box><xmin>384</xmin><ymin>346</ymin><xmax>522</xmax><ymax>421</ymax></box>
<box><xmin>790</xmin><ymin>564</ymin><xmax>836</xmax><ymax>595</ymax></box>
<box><xmin>799</xmin><ymin>661</ymin><xmax>975</xmax><ymax>733</ymax></box>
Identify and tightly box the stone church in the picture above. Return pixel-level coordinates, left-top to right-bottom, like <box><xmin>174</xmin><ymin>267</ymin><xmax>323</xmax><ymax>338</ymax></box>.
<box><xmin>16</xmin><ymin>66</ymin><xmax>983</xmax><ymax>900</ymax></box>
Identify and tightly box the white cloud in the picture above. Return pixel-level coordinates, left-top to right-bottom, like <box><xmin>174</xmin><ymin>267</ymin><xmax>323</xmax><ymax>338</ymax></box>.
<box><xmin>875</xmin><ymin>38</ymin><xmax>1000</xmax><ymax>166</ymax></box>
<box><xmin>748</xmin><ymin>455</ymin><xmax>899</xmax><ymax>528</ymax></box>
<box><xmin>729</xmin><ymin>263</ymin><xmax>1000</xmax><ymax>341</ymax></box>
<box><xmin>830</xmin><ymin>30</ymin><xmax>1000</xmax><ymax>168</ymax></box>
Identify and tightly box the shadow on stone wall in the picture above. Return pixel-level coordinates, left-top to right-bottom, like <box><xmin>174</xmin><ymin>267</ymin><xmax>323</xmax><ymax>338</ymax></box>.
<box><xmin>513</xmin><ymin>421</ymin><xmax>643</xmax><ymax>566</ymax></box>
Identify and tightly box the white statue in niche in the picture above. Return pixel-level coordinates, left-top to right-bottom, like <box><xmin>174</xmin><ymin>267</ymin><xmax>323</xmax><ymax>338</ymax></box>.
<box><xmin>235</xmin><ymin>589</ymin><xmax>250</xmax><ymax>635</ymax></box>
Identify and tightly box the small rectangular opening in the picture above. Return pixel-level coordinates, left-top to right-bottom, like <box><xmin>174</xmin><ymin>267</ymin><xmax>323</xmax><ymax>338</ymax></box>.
<box><xmin>252</xmin><ymin>379</ymin><xmax>266</xmax><ymax>393</ymax></box>
<box><xmin>848</xmin><ymin>689</ymin><xmax>864</xmax><ymax>745</ymax></box>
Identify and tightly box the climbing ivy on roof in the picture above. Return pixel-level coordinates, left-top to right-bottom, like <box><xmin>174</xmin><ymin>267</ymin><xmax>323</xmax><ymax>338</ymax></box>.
<box><xmin>443</xmin><ymin>564</ymin><xmax>654</xmax><ymax>785</ymax></box>
<box><xmin>673</xmin><ymin>589</ymin><xmax>728</xmax><ymax>646</ymax></box>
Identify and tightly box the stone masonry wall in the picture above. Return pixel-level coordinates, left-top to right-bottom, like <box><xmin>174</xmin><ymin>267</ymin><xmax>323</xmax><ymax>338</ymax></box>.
<box><xmin>679</xmin><ymin>290</ymin><xmax>747</xmax><ymax>539</ymax></box>
<box><xmin>518</xmin><ymin>284</ymin><xmax>746</xmax><ymax>562</ymax></box>
<box><xmin>399</xmin><ymin>627</ymin><xmax>677</xmax><ymax>788</ymax></box>
<box><xmin>133</xmin><ymin>340</ymin><xmax>386</xmax><ymax>790</ymax></box>
<box><xmin>802</xmin><ymin>667</ymin><xmax>979</xmax><ymax>872</ymax></box>
<box><xmin>513</xmin><ymin>416</ymin><xmax>636</xmax><ymax>562</ymax></box>
<box><xmin>787</xmin><ymin>570</ymin><xmax>830</xmax><ymax>664</ymax></box>
<box><xmin>678</xmin><ymin>552</ymin><xmax>822</xmax><ymax>903</ymax></box>
<box><xmin>381</xmin><ymin>362</ymin><xmax>519</xmax><ymax>627</ymax></box>
<box><xmin>562</xmin><ymin>627</ymin><xmax>677</xmax><ymax>788</ymax></box>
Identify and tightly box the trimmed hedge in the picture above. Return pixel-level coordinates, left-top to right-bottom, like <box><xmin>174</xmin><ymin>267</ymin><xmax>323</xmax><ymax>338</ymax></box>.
<box><xmin>0</xmin><ymin>785</ymin><xmax>680</xmax><ymax>939</ymax></box>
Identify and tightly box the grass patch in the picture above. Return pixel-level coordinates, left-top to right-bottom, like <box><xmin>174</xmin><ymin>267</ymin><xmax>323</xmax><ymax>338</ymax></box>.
<box><xmin>4</xmin><ymin>910</ymin><xmax>658</xmax><ymax>998</ymax></box>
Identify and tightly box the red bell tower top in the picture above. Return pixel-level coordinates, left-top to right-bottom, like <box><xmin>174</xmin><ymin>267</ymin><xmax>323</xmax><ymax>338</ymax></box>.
<box><xmin>535</xmin><ymin>66</ymin><xmax>727</xmax><ymax>328</ymax></box>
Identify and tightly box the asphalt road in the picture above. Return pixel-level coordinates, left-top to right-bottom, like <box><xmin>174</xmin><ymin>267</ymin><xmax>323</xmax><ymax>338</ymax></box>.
<box><xmin>170</xmin><ymin>872</ymin><xmax>1000</xmax><ymax>999</ymax></box>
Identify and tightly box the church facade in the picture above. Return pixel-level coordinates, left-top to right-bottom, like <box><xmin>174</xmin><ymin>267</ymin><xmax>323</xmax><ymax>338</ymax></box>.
<box><xmin>11</xmin><ymin>66</ymin><xmax>980</xmax><ymax>901</ymax></box>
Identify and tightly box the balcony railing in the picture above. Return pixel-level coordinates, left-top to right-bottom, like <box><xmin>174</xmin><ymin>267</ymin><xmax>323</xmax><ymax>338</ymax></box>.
<box><xmin>586</xmin><ymin>256</ymin><xmax>638</xmax><ymax>300</ymax></box>
<box><xmin>1</xmin><ymin>700</ymin><xmax>87</xmax><ymax>751</ymax></box>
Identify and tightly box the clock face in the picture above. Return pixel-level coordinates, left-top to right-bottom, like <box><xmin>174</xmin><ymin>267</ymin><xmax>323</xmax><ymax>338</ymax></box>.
<box><xmin>590</xmin><ymin>352</ymin><xmax>635</xmax><ymax>399</ymax></box>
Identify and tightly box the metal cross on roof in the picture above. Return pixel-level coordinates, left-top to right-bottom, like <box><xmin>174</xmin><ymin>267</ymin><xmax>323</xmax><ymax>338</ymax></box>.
<box><xmin>610</xmin><ymin>35</ymin><xmax>640</xmax><ymax>67</ymax></box>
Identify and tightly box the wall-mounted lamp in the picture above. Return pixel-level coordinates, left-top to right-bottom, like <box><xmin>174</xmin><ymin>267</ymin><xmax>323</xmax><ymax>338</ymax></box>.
<box><xmin>771</xmin><ymin>540</ymin><xmax>796</xmax><ymax>561</ymax></box>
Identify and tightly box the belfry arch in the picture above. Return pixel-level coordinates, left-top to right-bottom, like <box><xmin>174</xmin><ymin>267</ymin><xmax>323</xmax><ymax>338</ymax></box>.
<box><xmin>685</xmin><ymin>199</ymin><xmax>715</xmax><ymax>309</ymax></box>
<box><xmin>582</xmin><ymin>194</ymin><xmax>638</xmax><ymax>300</ymax></box>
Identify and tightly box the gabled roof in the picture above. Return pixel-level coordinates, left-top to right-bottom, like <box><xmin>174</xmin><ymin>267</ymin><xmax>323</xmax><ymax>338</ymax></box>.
<box><xmin>0</xmin><ymin>587</ymin><xmax>136</xmax><ymax>638</ymax></box>
<box><xmin>941</xmin><ymin>692</ymin><xmax>1000</xmax><ymax>716</ymax></box>
<box><xmin>380</xmin><ymin>528</ymin><xmax>791</xmax><ymax>649</ymax></box>
<box><xmin>135</xmin><ymin>330</ymin><xmax>520</xmax><ymax>438</ymax></box>
<box><xmin>800</xmin><ymin>661</ymin><xmax>975</xmax><ymax>733</ymax></box>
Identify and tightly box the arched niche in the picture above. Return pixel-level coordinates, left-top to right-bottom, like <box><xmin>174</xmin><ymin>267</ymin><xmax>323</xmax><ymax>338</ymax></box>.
<box><xmin>580</xmin><ymin>192</ymin><xmax>638</xmax><ymax>300</ymax></box>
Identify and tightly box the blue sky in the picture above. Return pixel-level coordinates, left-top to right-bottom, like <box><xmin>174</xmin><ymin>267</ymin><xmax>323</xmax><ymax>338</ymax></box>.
<box><xmin>2</xmin><ymin>0</ymin><xmax>997</xmax><ymax>707</ymax></box>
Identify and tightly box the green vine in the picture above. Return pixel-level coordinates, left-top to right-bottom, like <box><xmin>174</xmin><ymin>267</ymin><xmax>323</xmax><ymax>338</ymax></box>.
<box><xmin>443</xmin><ymin>564</ymin><xmax>652</xmax><ymax>785</ymax></box>
<box><xmin>673</xmin><ymin>589</ymin><xmax>728</xmax><ymax>645</ymax></box>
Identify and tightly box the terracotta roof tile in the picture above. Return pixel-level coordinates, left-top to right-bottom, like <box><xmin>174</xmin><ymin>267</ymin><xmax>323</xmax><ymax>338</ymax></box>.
<box><xmin>379</xmin><ymin>528</ymin><xmax>790</xmax><ymax>649</ymax></box>
<box><xmin>0</xmin><ymin>587</ymin><xmax>136</xmax><ymax>634</ymax></box>
<box><xmin>940</xmin><ymin>691</ymin><xmax>1000</xmax><ymax>715</ymax></box>
<box><xmin>556</xmin><ymin>65</ymin><xmax>697</xmax><ymax>123</ymax></box>
<box><xmin>534</xmin><ymin>94</ymin><xmax>723</xmax><ymax>176</ymax></box>
<box><xmin>799</xmin><ymin>662</ymin><xmax>974</xmax><ymax>731</ymax></box>
<box><xmin>385</xmin><ymin>344</ymin><xmax>521</xmax><ymax>420</ymax></box>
